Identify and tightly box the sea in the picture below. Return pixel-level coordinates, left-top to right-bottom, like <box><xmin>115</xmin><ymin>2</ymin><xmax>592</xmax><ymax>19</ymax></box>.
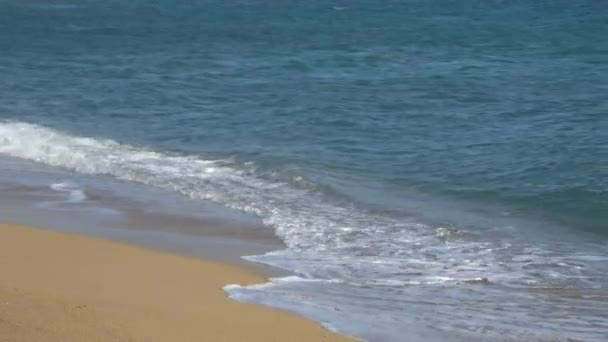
<box><xmin>1</xmin><ymin>0</ymin><xmax>607</xmax><ymax>341</ymax></box>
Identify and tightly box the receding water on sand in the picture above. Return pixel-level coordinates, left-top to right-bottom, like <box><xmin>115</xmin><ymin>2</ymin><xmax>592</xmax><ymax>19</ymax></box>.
<box><xmin>0</xmin><ymin>156</ymin><xmax>283</xmax><ymax>270</ymax></box>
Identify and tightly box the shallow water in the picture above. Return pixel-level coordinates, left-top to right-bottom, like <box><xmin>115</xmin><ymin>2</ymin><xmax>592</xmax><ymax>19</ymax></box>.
<box><xmin>1</xmin><ymin>0</ymin><xmax>607</xmax><ymax>340</ymax></box>
<box><xmin>0</xmin><ymin>155</ymin><xmax>282</xmax><ymax>268</ymax></box>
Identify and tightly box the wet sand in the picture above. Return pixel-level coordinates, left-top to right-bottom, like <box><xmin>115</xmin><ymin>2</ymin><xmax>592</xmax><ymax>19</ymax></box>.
<box><xmin>0</xmin><ymin>223</ymin><xmax>353</xmax><ymax>342</ymax></box>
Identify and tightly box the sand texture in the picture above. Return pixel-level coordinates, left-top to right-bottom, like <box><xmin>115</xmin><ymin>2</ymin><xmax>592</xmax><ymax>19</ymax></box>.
<box><xmin>0</xmin><ymin>223</ymin><xmax>352</xmax><ymax>342</ymax></box>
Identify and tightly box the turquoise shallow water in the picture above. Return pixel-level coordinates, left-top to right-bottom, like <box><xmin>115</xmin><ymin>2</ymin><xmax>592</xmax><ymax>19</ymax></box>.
<box><xmin>1</xmin><ymin>0</ymin><xmax>607</xmax><ymax>340</ymax></box>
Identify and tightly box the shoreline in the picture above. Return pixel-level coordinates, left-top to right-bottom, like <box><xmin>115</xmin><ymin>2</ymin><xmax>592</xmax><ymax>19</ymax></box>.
<box><xmin>0</xmin><ymin>171</ymin><xmax>290</xmax><ymax>276</ymax></box>
<box><xmin>0</xmin><ymin>222</ymin><xmax>353</xmax><ymax>341</ymax></box>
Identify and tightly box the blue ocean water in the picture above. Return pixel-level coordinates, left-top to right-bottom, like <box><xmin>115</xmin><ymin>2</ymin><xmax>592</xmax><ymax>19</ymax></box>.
<box><xmin>1</xmin><ymin>0</ymin><xmax>607</xmax><ymax>340</ymax></box>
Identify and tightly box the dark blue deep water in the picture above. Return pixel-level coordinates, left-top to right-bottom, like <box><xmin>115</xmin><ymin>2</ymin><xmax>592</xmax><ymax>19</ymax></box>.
<box><xmin>1</xmin><ymin>1</ymin><xmax>607</xmax><ymax>340</ymax></box>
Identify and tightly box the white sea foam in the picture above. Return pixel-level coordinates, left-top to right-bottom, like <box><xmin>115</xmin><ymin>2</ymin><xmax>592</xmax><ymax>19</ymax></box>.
<box><xmin>225</xmin><ymin>276</ymin><xmax>341</xmax><ymax>292</ymax></box>
<box><xmin>50</xmin><ymin>181</ymin><xmax>87</xmax><ymax>203</ymax></box>
<box><xmin>37</xmin><ymin>180</ymin><xmax>119</xmax><ymax>216</ymax></box>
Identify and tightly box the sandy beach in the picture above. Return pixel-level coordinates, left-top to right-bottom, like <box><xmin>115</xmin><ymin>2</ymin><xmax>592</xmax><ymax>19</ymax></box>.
<box><xmin>0</xmin><ymin>222</ymin><xmax>352</xmax><ymax>342</ymax></box>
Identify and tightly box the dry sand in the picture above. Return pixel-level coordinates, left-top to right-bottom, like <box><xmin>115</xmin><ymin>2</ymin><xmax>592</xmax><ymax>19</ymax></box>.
<box><xmin>0</xmin><ymin>223</ymin><xmax>353</xmax><ymax>342</ymax></box>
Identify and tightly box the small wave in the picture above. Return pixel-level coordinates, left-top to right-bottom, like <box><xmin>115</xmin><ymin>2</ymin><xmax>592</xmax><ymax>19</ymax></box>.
<box><xmin>225</xmin><ymin>276</ymin><xmax>342</xmax><ymax>292</ymax></box>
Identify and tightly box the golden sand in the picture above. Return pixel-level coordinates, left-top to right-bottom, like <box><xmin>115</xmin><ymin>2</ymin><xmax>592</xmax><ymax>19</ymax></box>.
<box><xmin>0</xmin><ymin>223</ymin><xmax>353</xmax><ymax>341</ymax></box>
